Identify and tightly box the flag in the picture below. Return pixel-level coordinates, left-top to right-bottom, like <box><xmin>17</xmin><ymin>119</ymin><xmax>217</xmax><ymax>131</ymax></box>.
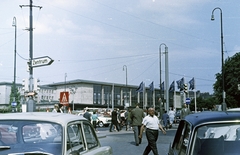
<box><xmin>176</xmin><ymin>78</ymin><xmax>184</xmax><ymax>91</ymax></box>
<box><xmin>189</xmin><ymin>77</ymin><xmax>195</xmax><ymax>90</ymax></box>
<box><xmin>160</xmin><ymin>81</ymin><xmax>164</xmax><ymax>91</ymax></box>
<box><xmin>136</xmin><ymin>81</ymin><xmax>144</xmax><ymax>92</ymax></box>
<box><xmin>149</xmin><ymin>81</ymin><xmax>154</xmax><ymax>92</ymax></box>
<box><xmin>169</xmin><ymin>81</ymin><xmax>175</xmax><ymax>92</ymax></box>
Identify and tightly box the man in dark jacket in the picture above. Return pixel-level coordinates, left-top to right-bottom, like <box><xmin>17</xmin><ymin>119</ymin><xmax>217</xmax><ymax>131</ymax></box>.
<box><xmin>83</xmin><ymin>109</ymin><xmax>91</xmax><ymax>121</ymax></box>
<box><xmin>130</xmin><ymin>103</ymin><xmax>145</xmax><ymax>146</ymax></box>
<box><xmin>109</xmin><ymin>108</ymin><xmax>120</xmax><ymax>132</ymax></box>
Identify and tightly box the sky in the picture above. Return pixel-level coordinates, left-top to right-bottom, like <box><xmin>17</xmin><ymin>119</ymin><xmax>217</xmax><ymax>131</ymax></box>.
<box><xmin>1</xmin><ymin>0</ymin><xmax>240</xmax><ymax>94</ymax></box>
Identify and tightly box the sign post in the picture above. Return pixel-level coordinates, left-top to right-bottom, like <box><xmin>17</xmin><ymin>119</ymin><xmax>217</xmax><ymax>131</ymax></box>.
<box><xmin>32</xmin><ymin>56</ymin><xmax>54</xmax><ymax>68</ymax></box>
<box><xmin>186</xmin><ymin>98</ymin><xmax>191</xmax><ymax>105</ymax></box>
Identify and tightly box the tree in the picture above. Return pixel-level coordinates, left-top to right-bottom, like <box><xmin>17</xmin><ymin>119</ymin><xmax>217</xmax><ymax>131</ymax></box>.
<box><xmin>213</xmin><ymin>52</ymin><xmax>240</xmax><ymax>108</ymax></box>
<box><xmin>9</xmin><ymin>82</ymin><xmax>21</xmax><ymax>110</ymax></box>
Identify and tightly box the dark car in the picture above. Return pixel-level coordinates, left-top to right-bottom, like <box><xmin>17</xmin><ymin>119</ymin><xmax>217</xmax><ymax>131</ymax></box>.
<box><xmin>168</xmin><ymin>111</ymin><xmax>240</xmax><ymax>155</ymax></box>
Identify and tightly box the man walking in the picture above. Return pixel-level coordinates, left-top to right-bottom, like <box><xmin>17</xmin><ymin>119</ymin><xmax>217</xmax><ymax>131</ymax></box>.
<box><xmin>139</xmin><ymin>108</ymin><xmax>166</xmax><ymax>155</ymax></box>
<box><xmin>130</xmin><ymin>103</ymin><xmax>144</xmax><ymax>146</ymax></box>
<box><xmin>83</xmin><ymin>109</ymin><xmax>91</xmax><ymax>121</ymax></box>
<box><xmin>181</xmin><ymin>103</ymin><xmax>191</xmax><ymax>120</ymax></box>
<box><xmin>109</xmin><ymin>108</ymin><xmax>120</xmax><ymax>132</ymax></box>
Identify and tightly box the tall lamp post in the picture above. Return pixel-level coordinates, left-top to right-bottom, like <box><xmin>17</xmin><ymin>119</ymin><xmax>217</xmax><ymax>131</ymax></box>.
<box><xmin>123</xmin><ymin>65</ymin><xmax>127</xmax><ymax>107</ymax></box>
<box><xmin>123</xmin><ymin>65</ymin><xmax>128</xmax><ymax>86</ymax></box>
<box><xmin>159</xmin><ymin>43</ymin><xmax>169</xmax><ymax>113</ymax></box>
<box><xmin>211</xmin><ymin>7</ymin><xmax>226</xmax><ymax>111</ymax></box>
<box><xmin>12</xmin><ymin>17</ymin><xmax>17</xmax><ymax>102</ymax></box>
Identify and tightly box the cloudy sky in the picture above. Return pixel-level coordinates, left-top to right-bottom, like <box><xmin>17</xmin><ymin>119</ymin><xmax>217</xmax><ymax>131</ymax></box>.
<box><xmin>1</xmin><ymin>0</ymin><xmax>240</xmax><ymax>94</ymax></box>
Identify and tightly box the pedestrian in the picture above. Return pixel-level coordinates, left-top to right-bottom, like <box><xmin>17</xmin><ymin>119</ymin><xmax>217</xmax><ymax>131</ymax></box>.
<box><xmin>126</xmin><ymin>109</ymin><xmax>132</xmax><ymax>131</ymax></box>
<box><xmin>109</xmin><ymin>108</ymin><xmax>120</xmax><ymax>132</ymax></box>
<box><xmin>52</xmin><ymin>104</ymin><xmax>63</xmax><ymax>113</ymax></box>
<box><xmin>181</xmin><ymin>103</ymin><xmax>191</xmax><ymax>119</ymax></box>
<box><xmin>92</xmin><ymin>111</ymin><xmax>99</xmax><ymax>132</ymax></box>
<box><xmin>83</xmin><ymin>109</ymin><xmax>91</xmax><ymax>122</ymax></box>
<box><xmin>168</xmin><ymin>108</ymin><xmax>175</xmax><ymax>127</ymax></box>
<box><xmin>162</xmin><ymin>110</ymin><xmax>169</xmax><ymax>130</ymax></box>
<box><xmin>130</xmin><ymin>103</ymin><xmax>145</xmax><ymax>146</ymax></box>
<box><xmin>139</xmin><ymin>107</ymin><xmax>166</xmax><ymax>155</ymax></box>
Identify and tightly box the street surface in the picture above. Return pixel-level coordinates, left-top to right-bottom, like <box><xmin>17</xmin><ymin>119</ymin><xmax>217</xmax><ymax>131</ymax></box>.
<box><xmin>97</xmin><ymin>125</ymin><xmax>178</xmax><ymax>155</ymax></box>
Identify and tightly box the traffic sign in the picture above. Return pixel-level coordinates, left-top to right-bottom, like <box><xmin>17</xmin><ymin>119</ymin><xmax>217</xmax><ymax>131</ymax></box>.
<box><xmin>11</xmin><ymin>102</ymin><xmax>17</xmax><ymax>107</ymax></box>
<box><xmin>60</xmin><ymin>92</ymin><xmax>69</xmax><ymax>106</ymax></box>
<box><xmin>186</xmin><ymin>98</ymin><xmax>191</xmax><ymax>105</ymax></box>
<box><xmin>31</xmin><ymin>56</ymin><xmax>54</xmax><ymax>68</ymax></box>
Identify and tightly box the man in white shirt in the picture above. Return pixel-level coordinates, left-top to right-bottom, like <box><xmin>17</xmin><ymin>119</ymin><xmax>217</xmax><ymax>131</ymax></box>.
<box><xmin>139</xmin><ymin>108</ymin><xmax>166</xmax><ymax>155</ymax></box>
<box><xmin>168</xmin><ymin>108</ymin><xmax>175</xmax><ymax>126</ymax></box>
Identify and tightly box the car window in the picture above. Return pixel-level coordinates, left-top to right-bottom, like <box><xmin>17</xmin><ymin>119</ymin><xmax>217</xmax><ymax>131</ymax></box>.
<box><xmin>192</xmin><ymin>123</ymin><xmax>240</xmax><ymax>155</ymax></box>
<box><xmin>83</xmin><ymin>122</ymin><xmax>99</xmax><ymax>149</ymax></box>
<box><xmin>172</xmin><ymin>121</ymin><xmax>191</xmax><ymax>155</ymax></box>
<box><xmin>0</xmin><ymin>121</ymin><xmax>62</xmax><ymax>155</ymax></box>
<box><xmin>67</xmin><ymin>123</ymin><xmax>85</xmax><ymax>153</ymax></box>
<box><xmin>0</xmin><ymin>124</ymin><xmax>17</xmax><ymax>145</ymax></box>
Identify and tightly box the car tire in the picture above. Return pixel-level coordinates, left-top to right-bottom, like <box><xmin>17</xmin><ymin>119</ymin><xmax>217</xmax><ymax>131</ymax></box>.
<box><xmin>98</xmin><ymin>121</ymin><xmax>104</xmax><ymax>128</ymax></box>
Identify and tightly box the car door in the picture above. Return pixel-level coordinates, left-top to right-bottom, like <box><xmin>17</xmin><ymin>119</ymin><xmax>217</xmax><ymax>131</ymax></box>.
<box><xmin>168</xmin><ymin>120</ymin><xmax>192</xmax><ymax>155</ymax></box>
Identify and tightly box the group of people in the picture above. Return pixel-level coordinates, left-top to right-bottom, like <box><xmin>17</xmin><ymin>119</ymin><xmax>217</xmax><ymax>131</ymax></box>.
<box><xmin>82</xmin><ymin>109</ymin><xmax>99</xmax><ymax>132</ymax></box>
<box><xmin>162</xmin><ymin>104</ymin><xmax>191</xmax><ymax>130</ymax></box>
<box><xmin>109</xmin><ymin>103</ymin><xmax>191</xmax><ymax>155</ymax></box>
<box><xmin>130</xmin><ymin>103</ymin><xmax>166</xmax><ymax>155</ymax></box>
<box><xmin>109</xmin><ymin>108</ymin><xmax>131</xmax><ymax>132</ymax></box>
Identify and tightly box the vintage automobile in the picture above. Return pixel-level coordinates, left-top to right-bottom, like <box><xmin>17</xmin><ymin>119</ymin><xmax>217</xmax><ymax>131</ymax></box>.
<box><xmin>97</xmin><ymin>114</ymin><xmax>112</xmax><ymax>127</ymax></box>
<box><xmin>0</xmin><ymin>112</ymin><xmax>112</xmax><ymax>155</ymax></box>
<box><xmin>168</xmin><ymin>111</ymin><xmax>240</xmax><ymax>155</ymax></box>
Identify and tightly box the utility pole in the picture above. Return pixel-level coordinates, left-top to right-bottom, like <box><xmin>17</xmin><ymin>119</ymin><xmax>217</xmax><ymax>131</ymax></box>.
<box><xmin>20</xmin><ymin>0</ymin><xmax>42</xmax><ymax>112</ymax></box>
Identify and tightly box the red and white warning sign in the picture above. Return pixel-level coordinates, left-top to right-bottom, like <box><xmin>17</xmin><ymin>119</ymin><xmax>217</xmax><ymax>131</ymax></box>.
<box><xmin>60</xmin><ymin>92</ymin><xmax>69</xmax><ymax>106</ymax></box>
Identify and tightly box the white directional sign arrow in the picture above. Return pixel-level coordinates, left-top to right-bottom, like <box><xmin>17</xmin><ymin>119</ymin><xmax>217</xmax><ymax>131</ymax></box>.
<box><xmin>32</xmin><ymin>56</ymin><xmax>54</xmax><ymax>68</ymax></box>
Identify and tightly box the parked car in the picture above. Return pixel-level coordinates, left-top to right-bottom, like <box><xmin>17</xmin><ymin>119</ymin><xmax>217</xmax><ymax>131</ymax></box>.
<box><xmin>168</xmin><ymin>111</ymin><xmax>240</xmax><ymax>155</ymax></box>
<box><xmin>0</xmin><ymin>112</ymin><xmax>112</xmax><ymax>155</ymax></box>
<box><xmin>97</xmin><ymin>114</ymin><xmax>111</xmax><ymax>127</ymax></box>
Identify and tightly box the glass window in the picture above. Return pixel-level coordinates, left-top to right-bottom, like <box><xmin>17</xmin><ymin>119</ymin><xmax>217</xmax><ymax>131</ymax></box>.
<box><xmin>83</xmin><ymin>122</ymin><xmax>98</xmax><ymax>149</ymax></box>
<box><xmin>67</xmin><ymin>123</ymin><xmax>85</xmax><ymax>153</ymax></box>
<box><xmin>172</xmin><ymin>121</ymin><xmax>191</xmax><ymax>155</ymax></box>
<box><xmin>114</xmin><ymin>87</ymin><xmax>121</xmax><ymax>106</ymax></box>
<box><xmin>93</xmin><ymin>85</ymin><xmax>102</xmax><ymax>104</ymax></box>
<box><xmin>192</xmin><ymin>123</ymin><xmax>240</xmax><ymax>155</ymax></box>
<box><xmin>0</xmin><ymin>121</ymin><xmax>62</xmax><ymax>155</ymax></box>
<box><xmin>103</xmin><ymin>86</ymin><xmax>111</xmax><ymax>106</ymax></box>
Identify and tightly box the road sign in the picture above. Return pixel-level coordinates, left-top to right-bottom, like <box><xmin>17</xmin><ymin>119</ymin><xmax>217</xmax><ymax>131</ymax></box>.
<box><xmin>60</xmin><ymin>92</ymin><xmax>69</xmax><ymax>106</ymax></box>
<box><xmin>11</xmin><ymin>102</ymin><xmax>17</xmax><ymax>107</ymax></box>
<box><xmin>186</xmin><ymin>98</ymin><xmax>191</xmax><ymax>105</ymax></box>
<box><xmin>31</xmin><ymin>56</ymin><xmax>54</xmax><ymax>68</ymax></box>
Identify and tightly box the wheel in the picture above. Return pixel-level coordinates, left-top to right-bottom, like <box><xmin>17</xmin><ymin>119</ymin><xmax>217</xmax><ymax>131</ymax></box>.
<box><xmin>98</xmin><ymin>121</ymin><xmax>104</xmax><ymax>127</ymax></box>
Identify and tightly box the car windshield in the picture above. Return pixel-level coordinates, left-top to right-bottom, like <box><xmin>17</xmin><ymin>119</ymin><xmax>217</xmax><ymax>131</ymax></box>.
<box><xmin>0</xmin><ymin>120</ymin><xmax>62</xmax><ymax>155</ymax></box>
<box><xmin>192</xmin><ymin>123</ymin><xmax>240</xmax><ymax>155</ymax></box>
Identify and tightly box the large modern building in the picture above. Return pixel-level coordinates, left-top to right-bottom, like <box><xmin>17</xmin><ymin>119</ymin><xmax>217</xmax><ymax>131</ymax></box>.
<box><xmin>0</xmin><ymin>79</ymin><xmax>201</xmax><ymax>112</ymax></box>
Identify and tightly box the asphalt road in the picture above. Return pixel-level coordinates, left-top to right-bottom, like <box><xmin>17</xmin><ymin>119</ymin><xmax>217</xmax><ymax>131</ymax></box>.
<box><xmin>97</xmin><ymin>125</ymin><xmax>178</xmax><ymax>155</ymax></box>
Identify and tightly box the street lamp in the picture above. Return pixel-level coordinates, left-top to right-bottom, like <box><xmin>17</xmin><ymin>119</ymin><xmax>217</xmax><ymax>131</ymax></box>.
<box><xmin>123</xmin><ymin>65</ymin><xmax>127</xmax><ymax>86</ymax></box>
<box><xmin>159</xmin><ymin>43</ymin><xmax>169</xmax><ymax>113</ymax></box>
<box><xmin>211</xmin><ymin>7</ymin><xmax>226</xmax><ymax>111</ymax></box>
<box><xmin>123</xmin><ymin>65</ymin><xmax>128</xmax><ymax>107</ymax></box>
<box><xmin>70</xmin><ymin>87</ymin><xmax>77</xmax><ymax>111</ymax></box>
<box><xmin>12</xmin><ymin>17</ymin><xmax>17</xmax><ymax>102</ymax></box>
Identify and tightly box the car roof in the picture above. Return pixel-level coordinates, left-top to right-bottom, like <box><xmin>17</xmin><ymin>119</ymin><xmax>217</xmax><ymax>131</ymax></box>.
<box><xmin>0</xmin><ymin>112</ymin><xmax>86</xmax><ymax>125</ymax></box>
<box><xmin>184</xmin><ymin>111</ymin><xmax>240</xmax><ymax>127</ymax></box>
<box><xmin>227</xmin><ymin>108</ymin><xmax>240</xmax><ymax>111</ymax></box>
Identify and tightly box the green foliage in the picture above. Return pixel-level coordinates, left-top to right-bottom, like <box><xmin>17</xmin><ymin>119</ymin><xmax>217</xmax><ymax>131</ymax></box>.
<box><xmin>213</xmin><ymin>52</ymin><xmax>240</xmax><ymax>108</ymax></box>
<box><xmin>9</xmin><ymin>82</ymin><xmax>21</xmax><ymax>110</ymax></box>
<box><xmin>189</xmin><ymin>96</ymin><xmax>218</xmax><ymax>111</ymax></box>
